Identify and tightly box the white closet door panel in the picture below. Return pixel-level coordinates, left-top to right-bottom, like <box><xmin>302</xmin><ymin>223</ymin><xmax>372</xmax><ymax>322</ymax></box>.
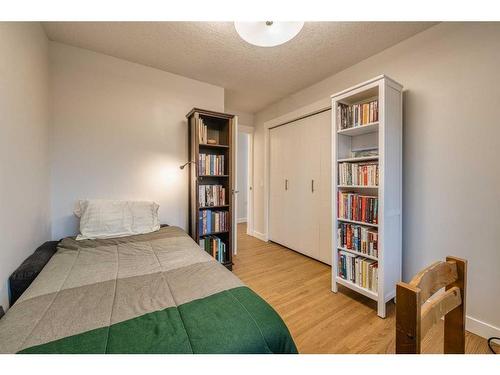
<box><xmin>282</xmin><ymin>121</ymin><xmax>301</xmax><ymax>250</ymax></box>
<box><xmin>293</xmin><ymin>117</ymin><xmax>319</xmax><ymax>259</ymax></box>
<box><xmin>269</xmin><ymin>126</ymin><xmax>287</xmax><ymax>246</ymax></box>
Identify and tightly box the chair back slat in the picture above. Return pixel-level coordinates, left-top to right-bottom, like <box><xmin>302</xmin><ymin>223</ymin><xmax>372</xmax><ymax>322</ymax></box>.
<box><xmin>421</xmin><ymin>286</ymin><xmax>461</xmax><ymax>339</ymax></box>
<box><xmin>409</xmin><ymin>260</ymin><xmax>458</xmax><ymax>302</ymax></box>
<box><xmin>396</xmin><ymin>256</ymin><xmax>467</xmax><ymax>354</ymax></box>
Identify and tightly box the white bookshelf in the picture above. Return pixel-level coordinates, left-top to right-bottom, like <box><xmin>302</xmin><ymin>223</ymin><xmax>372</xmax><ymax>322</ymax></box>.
<box><xmin>331</xmin><ymin>75</ymin><xmax>403</xmax><ymax>318</ymax></box>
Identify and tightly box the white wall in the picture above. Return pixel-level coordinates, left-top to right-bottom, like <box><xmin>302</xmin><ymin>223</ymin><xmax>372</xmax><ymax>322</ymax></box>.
<box><xmin>50</xmin><ymin>42</ymin><xmax>225</xmax><ymax>239</ymax></box>
<box><xmin>225</xmin><ymin>107</ymin><xmax>254</xmax><ymax>128</ymax></box>
<box><xmin>0</xmin><ymin>23</ymin><xmax>51</xmax><ymax>309</ymax></box>
<box><xmin>253</xmin><ymin>22</ymin><xmax>500</xmax><ymax>338</ymax></box>
<box><xmin>237</xmin><ymin>132</ymin><xmax>249</xmax><ymax>222</ymax></box>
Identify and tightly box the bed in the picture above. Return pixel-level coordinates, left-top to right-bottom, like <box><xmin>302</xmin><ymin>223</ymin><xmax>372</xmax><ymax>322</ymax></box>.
<box><xmin>0</xmin><ymin>226</ymin><xmax>297</xmax><ymax>354</ymax></box>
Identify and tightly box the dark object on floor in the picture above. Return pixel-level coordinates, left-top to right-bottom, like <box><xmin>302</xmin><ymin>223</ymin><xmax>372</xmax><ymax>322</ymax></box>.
<box><xmin>9</xmin><ymin>241</ymin><xmax>59</xmax><ymax>307</ymax></box>
<box><xmin>0</xmin><ymin>306</ymin><xmax>4</xmax><ymax>319</ymax></box>
<box><xmin>488</xmin><ymin>337</ymin><xmax>500</xmax><ymax>354</ymax></box>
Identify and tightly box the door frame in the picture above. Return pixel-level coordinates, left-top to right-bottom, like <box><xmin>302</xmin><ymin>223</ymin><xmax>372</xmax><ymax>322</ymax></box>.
<box><xmin>264</xmin><ymin>99</ymin><xmax>331</xmax><ymax>242</ymax></box>
<box><xmin>238</xmin><ymin>125</ymin><xmax>254</xmax><ymax>237</ymax></box>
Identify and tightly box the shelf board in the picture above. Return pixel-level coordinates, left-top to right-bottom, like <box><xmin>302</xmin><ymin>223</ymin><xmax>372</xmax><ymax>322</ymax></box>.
<box><xmin>199</xmin><ymin>230</ymin><xmax>229</xmax><ymax>237</ymax></box>
<box><xmin>199</xmin><ymin>205</ymin><xmax>229</xmax><ymax>210</ymax></box>
<box><xmin>199</xmin><ymin>143</ymin><xmax>229</xmax><ymax>149</ymax></box>
<box><xmin>338</xmin><ymin>185</ymin><xmax>378</xmax><ymax>189</ymax></box>
<box><xmin>335</xmin><ymin>276</ymin><xmax>378</xmax><ymax>300</ymax></box>
<box><xmin>337</xmin><ymin>218</ymin><xmax>378</xmax><ymax>228</ymax></box>
<box><xmin>337</xmin><ymin>247</ymin><xmax>378</xmax><ymax>261</ymax></box>
<box><xmin>337</xmin><ymin>156</ymin><xmax>379</xmax><ymax>163</ymax></box>
<box><xmin>337</xmin><ymin>122</ymin><xmax>379</xmax><ymax>136</ymax></box>
<box><xmin>198</xmin><ymin>175</ymin><xmax>229</xmax><ymax>177</ymax></box>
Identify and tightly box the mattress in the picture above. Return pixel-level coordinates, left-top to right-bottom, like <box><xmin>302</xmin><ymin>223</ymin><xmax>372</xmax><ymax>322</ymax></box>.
<box><xmin>0</xmin><ymin>226</ymin><xmax>297</xmax><ymax>354</ymax></box>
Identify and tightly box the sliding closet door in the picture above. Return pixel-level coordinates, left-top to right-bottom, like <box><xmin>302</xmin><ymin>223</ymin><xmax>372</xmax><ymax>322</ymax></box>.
<box><xmin>269</xmin><ymin>125</ymin><xmax>289</xmax><ymax>247</ymax></box>
<box><xmin>269</xmin><ymin>110</ymin><xmax>331</xmax><ymax>265</ymax></box>
<box><xmin>291</xmin><ymin>118</ymin><xmax>320</xmax><ymax>259</ymax></box>
<box><xmin>285</xmin><ymin>120</ymin><xmax>304</xmax><ymax>252</ymax></box>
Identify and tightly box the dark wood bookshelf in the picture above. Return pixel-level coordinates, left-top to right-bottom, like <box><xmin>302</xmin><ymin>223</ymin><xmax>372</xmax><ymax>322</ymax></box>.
<box><xmin>186</xmin><ymin>108</ymin><xmax>236</xmax><ymax>271</ymax></box>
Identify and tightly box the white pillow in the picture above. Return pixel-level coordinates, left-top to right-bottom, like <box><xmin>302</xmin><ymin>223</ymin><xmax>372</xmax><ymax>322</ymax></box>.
<box><xmin>75</xmin><ymin>199</ymin><xmax>160</xmax><ymax>240</ymax></box>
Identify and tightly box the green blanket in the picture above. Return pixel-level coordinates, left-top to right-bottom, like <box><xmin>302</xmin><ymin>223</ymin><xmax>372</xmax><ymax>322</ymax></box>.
<box><xmin>0</xmin><ymin>227</ymin><xmax>297</xmax><ymax>354</ymax></box>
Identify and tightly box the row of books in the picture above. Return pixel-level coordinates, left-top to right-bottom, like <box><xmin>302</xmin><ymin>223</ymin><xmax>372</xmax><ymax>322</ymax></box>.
<box><xmin>196</xmin><ymin>117</ymin><xmax>221</xmax><ymax>145</ymax></box>
<box><xmin>199</xmin><ymin>210</ymin><xmax>229</xmax><ymax>235</ymax></box>
<box><xmin>199</xmin><ymin>184</ymin><xmax>226</xmax><ymax>207</ymax></box>
<box><xmin>338</xmin><ymin>162</ymin><xmax>379</xmax><ymax>186</ymax></box>
<box><xmin>338</xmin><ymin>251</ymin><xmax>378</xmax><ymax>292</ymax></box>
<box><xmin>197</xmin><ymin>117</ymin><xmax>209</xmax><ymax>144</ymax></box>
<box><xmin>337</xmin><ymin>99</ymin><xmax>379</xmax><ymax>130</ymax></box>
<box><xmin>198</xmin><ymin>154</ymin><xmax>225</xmax><ymax>176</ymax></box>
<box><xmin>338</xmin><ymin>223</ymin><xmax>379</xmax><ymax>258</ymax></box>
<box><xmin>199</xmin><ymin>236</ymin><xmax>228</xmax><ymax>263</ymax></box>
<box><xmin>338</xmin><ymin>192</ymin><xmax>378</xmax><ymax>224</ymax></box>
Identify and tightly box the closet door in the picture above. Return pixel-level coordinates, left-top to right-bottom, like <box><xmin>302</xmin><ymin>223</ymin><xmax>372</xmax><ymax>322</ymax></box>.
<box><xmin>269</xmin><ymin>111</ymin><xmax>331</xmax><ymax>265</ymax></box>
<box><xmin>294</xmin><ymin>116</ymin><xmax>320</xmax><ymax>259</ymax></box>
<box><xmin>284</xmin><ymin>120</ymin><xmax>304</xmax><ymax>252</ymax></box>
<box><xmin>269</xmin><ymin>125</ymin><xmax>291</xmax><ymax>247</ymax></box>
<box><xmin>269</xmin><ymin>126</ymin><xmax>285</xmax><ymax>245</ymax></box>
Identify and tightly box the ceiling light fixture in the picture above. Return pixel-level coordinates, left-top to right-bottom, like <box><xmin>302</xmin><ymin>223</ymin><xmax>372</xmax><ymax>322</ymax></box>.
<box><xmin>234</xmin><ymin>21</ymin><xmax>304</xmax><ymax>47</ymax></box>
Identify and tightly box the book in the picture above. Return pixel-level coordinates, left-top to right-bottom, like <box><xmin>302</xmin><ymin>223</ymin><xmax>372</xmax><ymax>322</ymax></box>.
<box><xmin>198</xmin><ymin>154</ymin><xmax>225</xmax><ymax>175</ymax></box>
<box><xmin>337</xmin><ymin>99</ymin><xmax>379</xmax><ymax>130</ymax></box>
<box><xmin>197</xmin><ymin>117</ymin><xmax>208</xmax><ymax>144</ymax></box>
<box><xmin>338</xmin><ymin>223</ymin><xmax>378</xmax><ymax>257</ymax></box>
<box><xmin>338</xmin><ymin>251</ymin><xmax>378</xmax><ymax>292</ymax></box>
<box><xmin>338</xmin><ymin>162</ymin><xmax>379</xmax><ymax>186</ymax></box>
<box><xmin>352</xmin><ymin>148</ymin><xmax>378</xmax><ymax>158</ymax></box>
<box><xmin>199</xmin><ymin>210</ymin><xmax>229</xmax><ymax>235</ymax></box>
<box><xmin>338</xmin><ymin>192</ymin><xmax>378</xmax><ymax>224</ymax></box>
<box><xmin>199</xmin><ymin>236</ymin><xmax>227</xmax><ymax>264</ymax></box>
<box><xmin>199</xmin><ymin>185</ymin><xmax>226</xmax><ymax>207</ymax></box>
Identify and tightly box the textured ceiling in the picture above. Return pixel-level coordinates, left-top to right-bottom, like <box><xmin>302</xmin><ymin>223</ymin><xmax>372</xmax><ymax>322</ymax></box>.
<box><xmin>42</xmin><ymin>22</ymin><xmax>436</xmax><ymax>113</ymax></box>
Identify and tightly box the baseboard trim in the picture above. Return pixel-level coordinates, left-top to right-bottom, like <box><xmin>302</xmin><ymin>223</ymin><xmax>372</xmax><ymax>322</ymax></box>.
<box><xmin>466</xmin><ymin>315</ymin><xmax>500</xmax><ymax>339</ymax></box>
<box><xmin>237</xmin><ymin>218</ymin><xmax>247</xmax><ymax>224</ymax></box>
<box><xmin>252</xmin><ymin>231</ymin><xmax>268</xmax><ymax>242</ymax></box>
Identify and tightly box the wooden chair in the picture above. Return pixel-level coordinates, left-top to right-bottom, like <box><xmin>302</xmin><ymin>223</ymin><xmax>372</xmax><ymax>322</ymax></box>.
<box><xmin>396</xmin><ymin>256</ymin><xmax>467</xmax><ymax>354</ymax></box>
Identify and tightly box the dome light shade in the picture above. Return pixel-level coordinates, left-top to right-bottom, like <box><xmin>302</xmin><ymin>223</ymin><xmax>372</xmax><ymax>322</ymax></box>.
<box><xmin>234</xmin><ymin>21</ymin><xmax>304</xmax><ymax>47</ymax></box>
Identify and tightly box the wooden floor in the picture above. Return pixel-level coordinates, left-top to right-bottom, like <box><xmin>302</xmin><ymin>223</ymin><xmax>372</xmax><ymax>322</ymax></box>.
<box><xmin>233</xmin><ymin>223</ymin><xmax>492</xmax><ymax>354</ymax></box>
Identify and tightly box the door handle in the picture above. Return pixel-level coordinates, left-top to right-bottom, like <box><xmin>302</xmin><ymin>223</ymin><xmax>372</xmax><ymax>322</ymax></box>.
<box><xmin>285</xmin><ymin>179</ymin><xmax>288</xmax><ymax>191</ymax></box>
<box><xmin>311</xmin><ymin>179</ymin><xmax>315</xmax><ymax>193</ymax></box>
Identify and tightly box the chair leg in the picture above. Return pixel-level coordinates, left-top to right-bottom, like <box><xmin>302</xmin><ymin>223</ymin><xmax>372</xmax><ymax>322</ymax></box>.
<box><xmin>396</xmin><ymin>282</ymin><xmax>421</xmax><ymax>354</ymax></box>
<box><xmin>444</xmin><ymin>257</ymin><xmax>467</xmax><ymax>354</ymax></box>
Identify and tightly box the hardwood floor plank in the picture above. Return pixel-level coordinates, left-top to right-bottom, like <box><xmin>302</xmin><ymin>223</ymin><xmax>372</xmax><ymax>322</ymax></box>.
<box><xmin>233</xmin><ymin>223</ymin><xmax>490</xmax><ymax>354</ymax></box>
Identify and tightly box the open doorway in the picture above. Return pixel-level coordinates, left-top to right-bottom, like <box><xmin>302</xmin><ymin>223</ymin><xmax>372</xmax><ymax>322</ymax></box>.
<box><xmin>236</xmin><ymin>125</ymin><xmax>253</xmax><ymax>241</ymax></box>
